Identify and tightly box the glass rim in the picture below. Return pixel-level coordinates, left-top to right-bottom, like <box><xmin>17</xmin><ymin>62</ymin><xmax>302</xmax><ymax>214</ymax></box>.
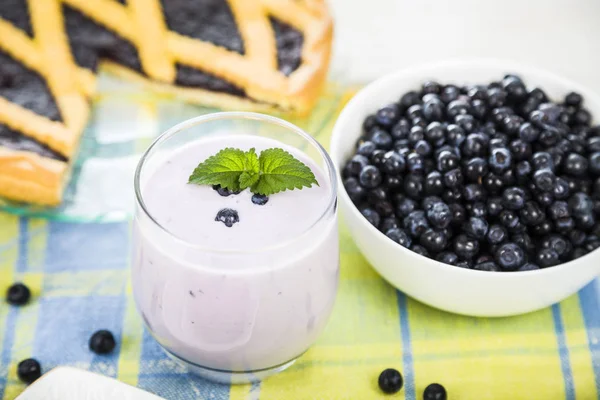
<box><xmin>133</xmin><ymin>111</ymin><xmax>338</xmax><ymax>254</ymax></box>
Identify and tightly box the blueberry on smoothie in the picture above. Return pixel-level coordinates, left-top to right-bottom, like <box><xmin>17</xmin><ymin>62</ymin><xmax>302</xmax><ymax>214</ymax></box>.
<box><xmin>215</xmin><ymin>208</ymin><xmax>240</xmax><ymax>227</ymax></box>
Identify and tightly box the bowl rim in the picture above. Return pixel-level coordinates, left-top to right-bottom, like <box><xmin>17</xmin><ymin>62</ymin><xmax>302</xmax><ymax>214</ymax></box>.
<box><xmin>331</xmin><ymin>57</ymin><xmax>600</xmax><ymax>279</ymax></box>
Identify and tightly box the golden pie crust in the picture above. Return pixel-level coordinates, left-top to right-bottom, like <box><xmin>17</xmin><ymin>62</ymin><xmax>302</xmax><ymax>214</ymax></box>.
<box><xmin>0</xmin><ymin>0</ymin><xmax>333</xmax><ymax>206</ymax></box>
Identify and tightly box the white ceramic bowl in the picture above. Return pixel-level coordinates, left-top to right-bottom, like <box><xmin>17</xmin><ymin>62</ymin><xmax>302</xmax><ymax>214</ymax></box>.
<box><xmin>330</xmin><ymin>59</ymin><xmax>600</xmax><ymax>317</ymax></box>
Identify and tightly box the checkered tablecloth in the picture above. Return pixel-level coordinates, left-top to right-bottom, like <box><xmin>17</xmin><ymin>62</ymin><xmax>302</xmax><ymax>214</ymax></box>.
<box><xmin>1</xmin><ymin>86</ymin><xmax>600</xmax><ymax>400</ymax></box>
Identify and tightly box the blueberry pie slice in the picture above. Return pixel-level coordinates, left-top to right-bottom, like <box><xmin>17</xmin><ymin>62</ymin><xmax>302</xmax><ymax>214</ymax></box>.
<box><xmin>0</xmin><ymin>0</ymin><xmax>332</xmax><ymax>205</ymax></box>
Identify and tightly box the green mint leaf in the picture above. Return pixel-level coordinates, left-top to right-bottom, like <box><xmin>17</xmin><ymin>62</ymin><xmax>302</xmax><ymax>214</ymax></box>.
<box><xmin>188</xmin><ymin>148</ymin><xmax>247</xmax><ymax>191</ymax></box>
<box><xmin>239</xmin><ymin>148</ymin><xmax>260</xmax><ymax>189</ymax></box>
<box><xmin>252</xmin><ymin>148</ymin><xmax>319</xmax><ymax>195</ymax></box>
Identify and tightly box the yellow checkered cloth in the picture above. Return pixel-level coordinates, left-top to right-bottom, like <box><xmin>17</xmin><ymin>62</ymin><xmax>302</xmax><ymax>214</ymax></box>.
<box><xmin>0</xmin><ymin>86</ymin><xmax>599</xmax><ymax>400</ymax></box>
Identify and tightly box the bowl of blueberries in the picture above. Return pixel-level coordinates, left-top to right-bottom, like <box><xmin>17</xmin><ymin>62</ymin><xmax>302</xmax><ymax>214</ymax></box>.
<box><xmin>330</xmin><ymin>59</ymin><xmax>600</xmax><ymax>317</ymax></box>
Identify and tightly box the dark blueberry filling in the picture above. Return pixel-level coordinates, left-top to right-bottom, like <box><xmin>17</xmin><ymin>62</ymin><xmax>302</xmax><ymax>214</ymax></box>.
<box><xmin>0</xmin><ymin>124</ymin><xmax>67</xmax><ymax>162</ymax></box>
<box><xmin>343</xmin><ymin>75</ymin><xmax>600</xmax><ymax>271</ymax></box>
<box><xmin>270</xmin><ymin>17</ymin><xmax>304</xmax><ymax>76</ymax></box>
<box><xmin>0</xmin><ymin>0</ymin><xmax>33</xmax><ymax>37</ymax></box>
<box><xmin>0</xmin><ymin>51</ymin><xmax>62</xmax><ymax>122</ymax></box>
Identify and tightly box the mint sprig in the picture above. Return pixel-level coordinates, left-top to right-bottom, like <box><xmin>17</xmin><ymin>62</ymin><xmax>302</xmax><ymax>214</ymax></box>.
<box><xmin>188</xmin><ymin>147</ymin><xmax>319</xmax><ymax>195</ymax></box>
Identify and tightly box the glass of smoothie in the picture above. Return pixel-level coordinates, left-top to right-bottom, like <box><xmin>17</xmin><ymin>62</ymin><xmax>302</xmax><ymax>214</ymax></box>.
<box><xmin>132</xmin><ymin>112</ymin><xmax>339</xmax><ymax>383</ymax></box>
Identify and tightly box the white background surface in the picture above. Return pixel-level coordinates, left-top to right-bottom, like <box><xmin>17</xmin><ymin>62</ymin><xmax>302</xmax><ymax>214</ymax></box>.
<box><xmin>329</xmin><ymin>0</ymin><xmax>600</xmax><ymax>92</ymax></box>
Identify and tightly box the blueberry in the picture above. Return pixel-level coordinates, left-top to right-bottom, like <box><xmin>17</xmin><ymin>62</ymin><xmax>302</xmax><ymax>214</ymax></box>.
<box><xmin>356</xmin><ymin>141</ymin><xmax>376</xmax><ymax>157</ymax></box>
<box><xmin>359</xmin><ymin>165</ymin><xmax>383</xmax><ymax>188</ymax></box>
<box><xmin>518</xmin><ymin>201</ymin><xmax>544</xmax><ymax>225</ymax></box>
<box><xmin>406</xmin><ymin>104</ymin><xmax>424</xmax><ymax>120</ymax></box>
<box><xmin>404</xmin><ymin>174</ymin><xmax>424</xmax><ymax>200</ymax></box>
<box><xmin>425</xmin><ymin>122</ymin><xmax>446</xmax><ymax>146</ymax></box>
<box><xmin>441</xmin><ymin>187</ymin><xmax>462</xmax><ymax>204</ymax></box>
<box><xmin>495</xmin><ymin>242</ymin><xmax>526</xmax><ymax>271</ymax></box>
<box><xmin>464</xmin><ymin>157</ymin><xmax>488</xmax><ymax>182</ymax></box>
<box><xmin>588</xmin><ymin>138</ymin><xmax>600</xmax><ymax>153</ymax></box>
<box><xmin>378</xmin><ymin>368</ymin><xmax>403</xmax><ymax>394</ymax></box>
<box><xmin>422</xmin><ymin>196</ymin><xmax>443</xmax><ymax>211</ymax></box>
<box><xmin>441</xmin><ymin>85</ymin><xmax>460</xmax><ymax>103</ymax></box>
<box><xmin>404</xmin><ymin>211</ymin><xmax>430</xmax><ymax>238</ymax></box>
<box><xmin>555</xmin><ymin>217</ymin><xmax>575</xmax><ymax>234</ymax></box>
<box><xmin>411</xmin><ymin>244</ymin><xmax>430</xmax><ymax>257</ymax></box>
<box><xmin>565</xmin><ymin>92</ymin><xmax>583</xmax><ymax>108</ymax></box>
<box><xmin>489</xmin><ymin>147</ymin><xmax>512</xmax><ymax>173</ymax></box>
<box><xmin>455</xmin><ymin>260</ymin><xmax>472</xmax><ymax>268</ymax></box>
<box><xmin>367</xmin><ymin>188</ymin><xmax>388</xmax><ymax>205</ymax></box>
<box><xmin>423</xmin><ymin>383</ymin><xmax>447</xmax><ymax>400</ymax></box>
<box><xmin>529</xmin><ymin>87</ymin><xmax>548</xmax><ymax>103</ymax></box>
<box><xmin>447</xmin><ymin>99</ymin><xmax>470</xmax><ymax>119</ymax></box>
<box><xmin>574</xmin><ymin>109</ymin><xmax>592</xmax><ymax>126</ymax></box>
<box><xmin>502</xmin><ymin>187</ymin><xmax>526</xmax><ymax>210</ymax></box>
<box><xmin>361</xmin><ymin>207</ymin><xmax>380</xmax><ymax>228</ymax></box>
<box><xmin>391</xmin><ymin>119</ymin><xmax>411</xmax><ymax>140</ymax></box>
<box><xmin>487</xmin><ymin>224</ymin><xmax>507</xmax><ymax>245</ymax></box>
<box><xmin>380</xmin><ymin>217</ymin><xmax>399</xmax><ymax>233</ymax></box>
<box><xmin>569</xmin><ymin>192</ymin><xmax>593</xmax><ymax>216</ymax></box>
<box><xmin>462</xmin><ymin>133</ymin><xmax>487</xmax><ymax>158</ymax></box>
<box><xmin>407</xmin><ymin>153</ymin><xmax>425</xmax><ymax>174</ymax></box>
<box><xmin>515</xmin><ymin>161</ymin><xmax>532</xmax><ymax>183</ymax></box>
<box><xmin>542</xmin><ymin>234</ymin><xmax>572</xmax><ymax>259</ymax></box>
<box><xmin>564</xmin><ymin>153</ymin><xmax>589</xmax><ymax>176</ymax></box>
<box><xmin>449</xmin><ymin>203</ymin><xmax>467</xmax><ymax>226</ymax></box>
<box><xmin>513</xmin><ymin>232</ymin><xmax>536</xmax><ymax>254</ymax></box>
<box><xmin>381</xmin><ymin>151</ymin><xmax>406</xmax><ymax>175</ymax></box>
<box><xmin>589</xmin><ymin>153</ymin><xmax>600</xmax><ymax>175</ymax></box>
<box><xmin>413</xmin><ymin>140</ymin><xmax>432</xmax><ymax>157</ymax></box>
<box><xmin>575</xmin><ymin>212</ymin><xmax>596</xmax><ymax>231</ymax></box>
<box><xmin>487</xmin><ymin>87</ymin><xmax>507</xmax><ymax>107</ymax></box>
<box><xmin>468</xmin><ymin>202</ymin><xmax>488</xmax><ymax>219</ymax></box>
<box><xmin>251</xmin><ymin>194</ymin><xmax>269</xmax><ymax>206</ymax></box>
<box><xmin>370</xmin><ymin>129</ymin><xmax>393</xmax><ymax>150</ymax></box>
<box><xmin>503</xmin><ymin>76</ymin><xmax>527</xmax><ymax>102</ymax></box>
<box><xmin>447</xmin><ymin>124</ymin><xmax>466</xmax><ymax>146</ymax></box>
<box><xmin>436</xmin><ymin>251</ymin><xmax>459</xmax><ymax>265</ymax></box>
<box><xmin>375</xmin><ymin>104</ymin><xmax>400</xmax><ymax>128</ymax></box>
<box><xmin>385</xmin><ymin>228</ymin><xmax>412</xmax><ymax>248</ymax></box>
<box><xmin>6</xmin><ymin>283</ymin><xmax>31</xmax><ymax>306</ymax></box>
<box><xmin>487</xmin><ymin>197</ymin><xmax>503</xmax><ymax>217</ymax></box>
<box><xmin>370</xmin><ymin>149</ymin><xmax>386</xmax><ymax>166</ymax></box>
<box><xmin>499</xmin><ymin>210</ymin><xmax>519</xmax><ymax>230</ymax></box>
<box><xmin>573</xmin><ymin>247</ymin><xmax>588</xmax><ymax>259</ymax></box>
<box><xmin>89</xmin><ymin>330</ymin><xmax>117</xmax><ymax>354</ymax></box>
<box><xmin>537</xmin><ymin>248</ymin><xmax>560</xmax><ymax>268</ymax></box>
<box><xmin>420</xmin><ymin>229</ymin><xmax>448</xmax><ymax>253</ymax></box>
<box><xmin>519</xmin><ymin>263</ymin><xmax>540</xmax><ymax>271</ymax></box>
<box><xmin>470</xmin><ymin>99</ymin><xmax>487</xmax><ymax>119</ymax></box>
<box><xmin>553</xmin><ymin>177</ymin><xmax>571</xmax><ymax>200</ymax></box>
<box><xmin>532</xmin><ymin>152</ymin><xmax>554</xmax><ymax>171</ymax></box>
<box><xmin>362</xmin><ymin>115</ymin><xmax>378</xmax><ymax>133</ymax></box>
<box><xmin>423</xmin><ymin>98</ymin><xmax>445</xmax><ymax>121</ymax></box>
<box><xmin>212</xmin><ymin>185</ymin><xmax>240</xmax><ymax>197</ymax></box>
<box><xmin>454</xmin><ymin>234</ymin><xmax>480</xmax><ymax>260</ymax></box>
<box><xmin>473</xmin><ymin>261</ymin><xmax>500</xmax><ymax>272</ymax></box>
<box><xmin>518</xmin><ymin>122</ymin><xmax>540</xmax><ymax>143</ymax></box>
<box><xmin>548</xmin><ymin>201</ymin><xmax>569</xmax><ymax>220</ymax></box>
<box><xmin>437</xmin><ymin>151</ymin><xmax>460</xmax><ymax>172</ymax></box>
<box><xmin>503</xmin><ymin>115</ymin><xmax>524</xmax><ymax>135</ymax></box>
<box><xmin>17</xmin><ymin>358</ymin><xmax>41</xmax><ymax>384</ymax></box>
<box><xmin>424</xmin><ymin>171</ymin><xmax>444</xmax><ymax>196</ymax></box>
<box><xmin>467</xmin><ymin>85</ymin><xmax>487</xmax><ymax>101</ymax></box>
<box><xmin>535</xmin><ymin>191</ymin><xmax>554</xmax><ymax>207</ymax></box>
<box><xmin>395</xmin><ymin>197</ymin><xmax>417</xmax><ymax>218</ymax></box>
<box><xmin>533</xmin><ymin>169</ymin><xmax>556</xmax><ymax>192</ymax></box>
<box><xmin>427</xmin><ymin>202</ymin><xmax>452</xmax><ymax>229</ymax></box>
<box><xmin>400</xmin><ymin>91</ymin><xmax>420</xmax><ymax>108</ymax></box>
<box><xmin>384</xmin><ymin>175</ymin><xmax>403</xmax><ymax>190</ymax></box>
<box><xmin>531</xmin><ymin>220</ymin><xmax>554</xmax><ymax>236</ymax></box>
<box><xmin>569</xmin><ymin>230</ymin><xmax>587</xmax><ymax>247</ymax></box>
<box><xmin>443</xmin><ymin>169</ymin><xmax>463</xmax><ymax>189</ymax></box>
<box><xmin>455</xmin><ymin>114</ymin><xmax>477</xmax><ymax>133</ymax></box>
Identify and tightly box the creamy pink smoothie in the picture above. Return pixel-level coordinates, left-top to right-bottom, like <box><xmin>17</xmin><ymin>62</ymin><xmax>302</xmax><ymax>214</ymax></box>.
<box><xmin>132</xmin><ymin>135</ymin><xmax>339</xmax><ymax>372</ymax></box>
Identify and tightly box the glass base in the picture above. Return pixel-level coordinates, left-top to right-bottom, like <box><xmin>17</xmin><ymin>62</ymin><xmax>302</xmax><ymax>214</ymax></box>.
<box><xmin>164</xmin><ymin>349</ymin><xmax>297</xmax><ymax>384</ymax></box>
